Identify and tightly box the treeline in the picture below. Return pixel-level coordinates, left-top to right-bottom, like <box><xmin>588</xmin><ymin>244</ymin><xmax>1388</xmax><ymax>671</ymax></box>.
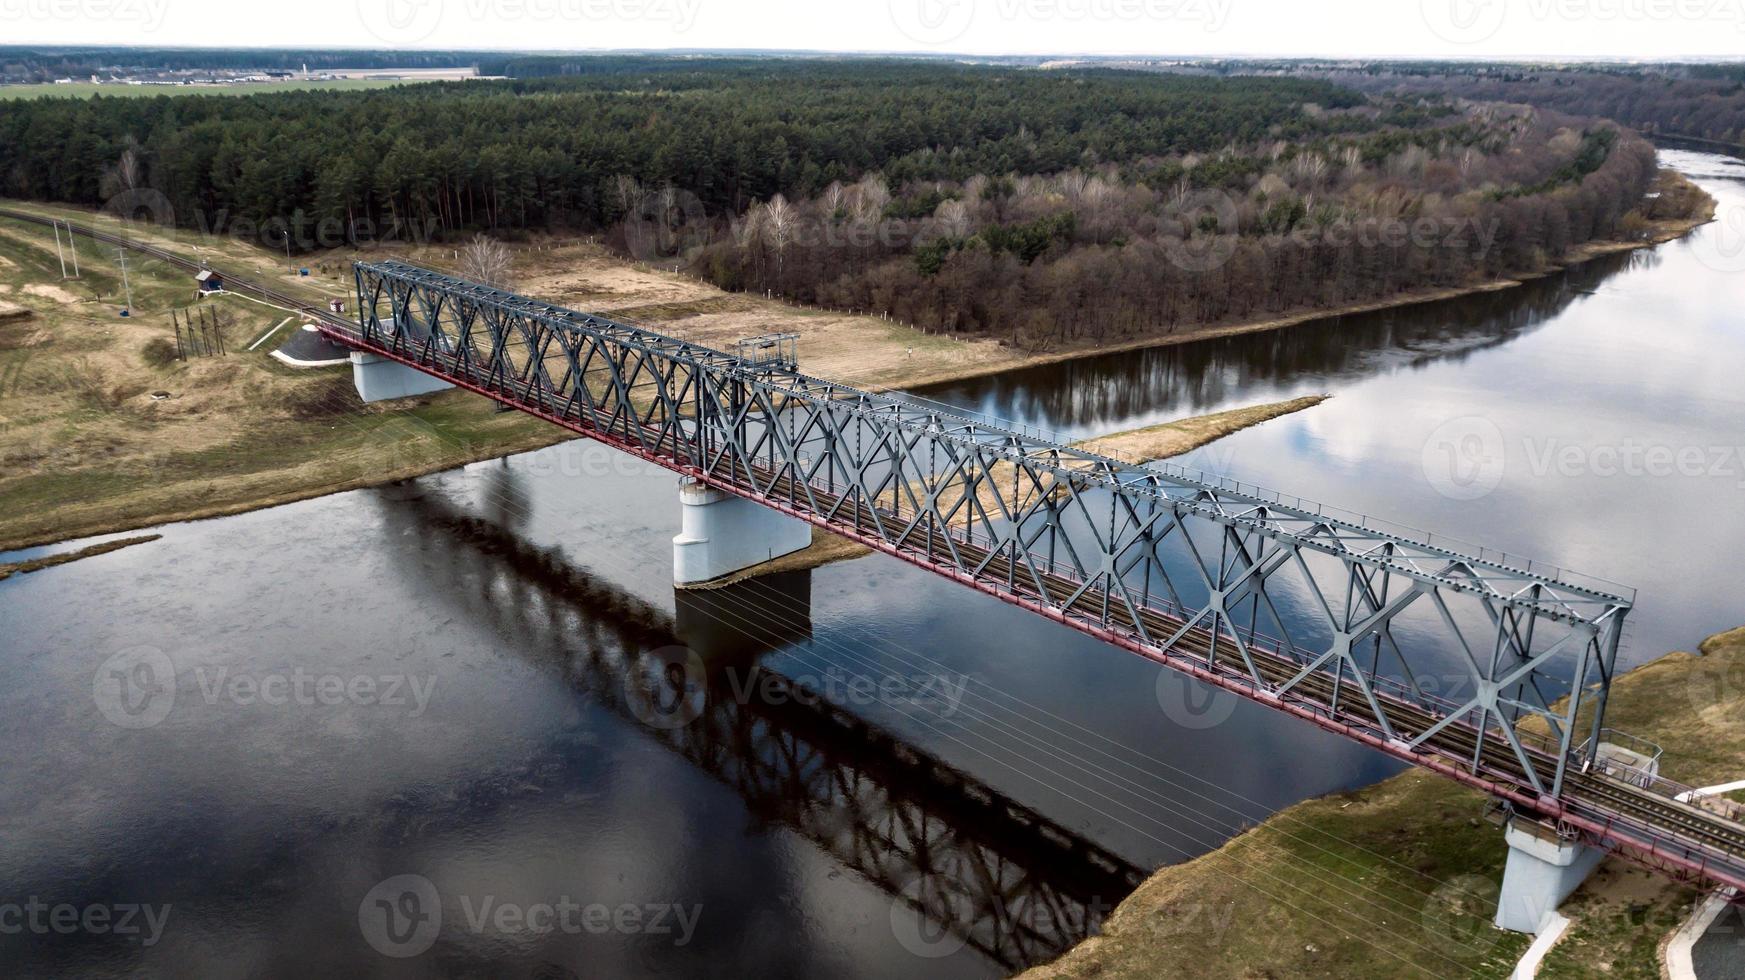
<box><xmin>1343</xmin><ymin>70</ymin><xmax>1745</xmax><ymax>148</ymax></box>
<box><xmin>690</xmin><ymin>109</ymin><xmax>1667</xmax><ymax>350</ymax></box>
<box><xmin>1184</xmin><ymin>60</ymin><xmax>1745</xmax><ymax>148</ymax></box>
<box><xmin>0</xmin><ymin>46</ymin><xmax>486</xmax><ymax>84</ymax></box>
<box><xmin>0</xmin><ymin>61</ymin><xmax>1377</xmax><ymax>241</ymax></box>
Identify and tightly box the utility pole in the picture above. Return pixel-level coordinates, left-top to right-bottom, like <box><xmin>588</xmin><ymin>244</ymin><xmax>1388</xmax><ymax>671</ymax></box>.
<box><xmin>277</xmin><ymin>227</ymin><xmax>293</xmax><ymax>274</ymax></box>
<box><xmin>51</xmin><ymin>222</ymin><xmax>67</xmax><ymax>278</ymax></box>
<box><xmin>116</xmin><ymin>248</ymin><xmax>133</xmax><ymax>314</ymax></box>
<box><xmin>64</xmin><ymin>222</ymin><xmax>79</xmax><ymax>278</ymax></box>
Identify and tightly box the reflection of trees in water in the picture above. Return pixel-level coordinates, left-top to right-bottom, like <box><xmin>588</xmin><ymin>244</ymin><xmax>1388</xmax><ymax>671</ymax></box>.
<box><xmin>918</xmin><ymin>254</ymin><xmax>1632</xmax><ymax>435</ymax></box>
<box><xmin>375</xmin><ymin>490</ymin><xmax>1147</xmax><ymax>973</ymax></box>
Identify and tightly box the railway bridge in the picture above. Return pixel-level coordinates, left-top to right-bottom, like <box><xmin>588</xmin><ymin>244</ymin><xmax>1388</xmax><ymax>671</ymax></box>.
<box><xmin>318</xmin><ymin>260</ymin><xmax>1745</xmax><ymax>933</ymax></box>
<box><xmin>3</xmin><ymin>197</ymin><xmax>1736</xmax><ymax>939</ymax></box>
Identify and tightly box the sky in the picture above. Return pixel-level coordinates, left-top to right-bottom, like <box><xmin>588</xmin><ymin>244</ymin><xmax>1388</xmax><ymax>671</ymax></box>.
<box><xmin>6</xmin><ymin>0</ymin><xmax>1745</xmax><ymax>60</ymax></box>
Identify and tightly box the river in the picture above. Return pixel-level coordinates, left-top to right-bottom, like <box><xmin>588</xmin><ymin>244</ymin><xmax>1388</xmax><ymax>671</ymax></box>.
<box><xmin>1</xmin><ymin>149</ymin><xmax>1740</xmax><ymax>978</ymax></box>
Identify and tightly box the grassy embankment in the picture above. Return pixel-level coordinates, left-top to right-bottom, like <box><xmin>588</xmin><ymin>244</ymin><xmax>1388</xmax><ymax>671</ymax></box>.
<box><xmin>1022</xmin><ymin>627</ymin><xmax>1745</xmax><ymax>979</ymax></box>
<box><xmin>0</xmin><ymin>166</ymin><xmax>1711</xmax><ymax>554</ymax></box>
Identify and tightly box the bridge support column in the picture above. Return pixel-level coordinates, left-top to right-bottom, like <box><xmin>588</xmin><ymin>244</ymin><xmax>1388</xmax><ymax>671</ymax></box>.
<box><xmin>673</xmin><ymin>477</ymin><xmax>810</xmax><ymax>586</ymax></box>
<box><xmin>350</xmin><ymin>351</ymin><xmax>453</xmax><ymax>403</ymax></box>
<box><xmin>1495</xmin><ymin>819</ymin><xmax>1605</xmax><ymax>933</ymax></box>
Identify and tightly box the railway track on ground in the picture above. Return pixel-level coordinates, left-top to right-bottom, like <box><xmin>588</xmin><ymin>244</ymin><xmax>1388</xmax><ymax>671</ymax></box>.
<box><xmin>0</xmin><ymin>207</ymin><xmax>354</xmax><ymax>331</ymax></box>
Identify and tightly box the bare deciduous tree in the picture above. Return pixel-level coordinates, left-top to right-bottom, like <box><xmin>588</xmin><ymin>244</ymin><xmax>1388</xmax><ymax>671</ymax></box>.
<box><xmin>611</xmin><ymin>174</ymin><xmax>643</xmax><ymax>218</ymax></box>
<box><xmin>761</xmin><ymin>194</ymin><xmax>797</xmax><ymax>268</ymax></box>
<box><xmin>460</xmin><ymin>233</ymin><xmax>515</xmax><ymax>290</ymax></box>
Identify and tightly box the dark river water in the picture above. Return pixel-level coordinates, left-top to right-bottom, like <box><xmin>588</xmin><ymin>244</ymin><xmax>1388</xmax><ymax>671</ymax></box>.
<box><xmin>2</xmin><ymin>149</ymin><xmax>1741</xmax><ymax>978</ymax></box>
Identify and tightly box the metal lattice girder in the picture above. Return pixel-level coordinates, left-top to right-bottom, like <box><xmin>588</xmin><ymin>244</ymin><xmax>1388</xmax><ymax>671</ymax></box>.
<box><xmin>344</xmin><ymin>260</ymin><xmax>1635</xmax><ymax>807</ymax></box>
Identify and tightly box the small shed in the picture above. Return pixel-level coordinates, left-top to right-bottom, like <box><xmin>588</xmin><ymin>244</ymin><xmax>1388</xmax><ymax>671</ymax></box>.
<box><xmin>195</xmin><ymin>269</ymin><xmax>224</xmax><ymax>294</ymax></box>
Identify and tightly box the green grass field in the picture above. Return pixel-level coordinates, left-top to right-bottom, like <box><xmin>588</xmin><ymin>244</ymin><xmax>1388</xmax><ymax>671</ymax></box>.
<box><xmin>0</xmin><ymin>78</ymin><xmax>446</xmax><ymax>101</ymax></box>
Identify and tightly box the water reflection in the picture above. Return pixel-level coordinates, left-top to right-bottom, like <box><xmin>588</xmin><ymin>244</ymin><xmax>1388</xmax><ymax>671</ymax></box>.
<box><xmin>380</xmin><ymin>489</ymin><xmax>1146</xmax><ymax>973</ymax></box>
<box><xmin>919</xmin><ymin>252</ymin><xmax>1635</xmax><ymax>441</ymax></box>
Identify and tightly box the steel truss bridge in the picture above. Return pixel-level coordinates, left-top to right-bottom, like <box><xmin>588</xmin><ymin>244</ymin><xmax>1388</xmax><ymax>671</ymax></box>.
<box><xmin>381</xmin><ymin>490</ymin><xmax>1144</xmax><ymax>970</ymax></box>
<box><xmin>323</xmin><ymin>259</ymin><xmax>1745</xmax><ymax>893</ymax></box>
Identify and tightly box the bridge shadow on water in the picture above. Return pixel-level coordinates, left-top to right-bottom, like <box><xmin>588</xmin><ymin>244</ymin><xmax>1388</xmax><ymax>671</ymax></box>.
<box><xmin>377</xmin><ymin>486</ymin><xmax>1148</xmax><ymax>974</ymax></box>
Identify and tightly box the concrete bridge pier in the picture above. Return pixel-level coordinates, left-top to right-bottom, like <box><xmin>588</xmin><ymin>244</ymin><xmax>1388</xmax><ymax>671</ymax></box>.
<box><xmin>351</xmin><ymin>351</ymin><xmax>453</xmax><ymax>403</ymax></box>
<box><xmin>1495</xmin><ymin>819</ymin><xmax>1606</xmax><ymax>933</ymax></box>
<box><xmin>673</xmin><ymin>477</ymin><xmax>811</xmax><ymax>586</ymax></box>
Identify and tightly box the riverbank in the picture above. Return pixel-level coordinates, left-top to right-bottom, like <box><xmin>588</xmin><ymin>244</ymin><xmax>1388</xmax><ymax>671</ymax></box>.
<box><xmin>0</xmin><ymin>170</ymin><xmax>1710</xmax><ymax>554</ymax></box>
<box><xmin>1021</xmin><ymin>626</ymin><xmax>1745</xmax><ymax>979</ymax></box>
<box><xmin>679</xmin><ymin>394</ymin><xmax>1332</xmax><ymax>588</ymax></box>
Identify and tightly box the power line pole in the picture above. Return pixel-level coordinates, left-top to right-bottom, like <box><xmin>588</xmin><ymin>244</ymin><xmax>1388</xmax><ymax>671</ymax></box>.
<box><xmin>116</xmin><ymin>248</ymin><xmax>133</xmax><ymax>314</ymax></box>
<box><xmin>51</xmin><ymin>222</ymin><xmax>67</xmax><ymax>278</ymax></box>
<box><xmin>64</xmin><ymin>222</ymin><xmax>79</xmax><ymax>278</ymax></box>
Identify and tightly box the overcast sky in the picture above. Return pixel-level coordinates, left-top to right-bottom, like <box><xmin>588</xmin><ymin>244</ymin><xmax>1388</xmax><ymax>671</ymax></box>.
<box><xmin>8</xmin><ymin>0</ymin><xmax>1745</xmax><ymax>60</ymax></box>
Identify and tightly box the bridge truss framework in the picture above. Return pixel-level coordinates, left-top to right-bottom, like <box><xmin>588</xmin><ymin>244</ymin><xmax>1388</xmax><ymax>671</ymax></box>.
<box><xmin>328</xmin><ymin>260</ymin><xmax>1745</xmax><ymax>893</ymax></box>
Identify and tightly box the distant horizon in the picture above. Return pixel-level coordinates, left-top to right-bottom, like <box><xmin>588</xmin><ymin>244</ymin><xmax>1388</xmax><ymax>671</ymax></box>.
<box><xmin>10</xmin><ymin>0</ymin><xmax>1745</xmax><ymax>62</ymax></box>
<box><xmin>3</xmin><ymin>43</ymin><xmax>1744</xmax><ymax>65</ymax></box>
